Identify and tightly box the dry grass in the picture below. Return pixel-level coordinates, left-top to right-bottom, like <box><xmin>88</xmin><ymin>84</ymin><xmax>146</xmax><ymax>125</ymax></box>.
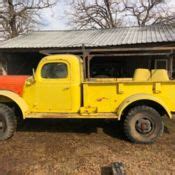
<box><xmin>0</xmin><ymin>118</ymin><xmax>174</xmax><ymax>175</ymax></box>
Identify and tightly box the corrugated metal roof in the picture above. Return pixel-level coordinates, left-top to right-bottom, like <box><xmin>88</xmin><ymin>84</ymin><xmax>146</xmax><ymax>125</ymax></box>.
<box><xmin>0</xmin><ymin>25</ymin><xmax>174</xmax><ymax>49</ymax></box>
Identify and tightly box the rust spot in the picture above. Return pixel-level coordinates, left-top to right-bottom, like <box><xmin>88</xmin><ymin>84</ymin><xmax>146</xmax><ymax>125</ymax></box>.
<box><xmin>96</xmin><ymin>97</ymin><xmax>108</xmax><ymax>102</ymax></box>
<box><xmin>97</xmin><ymin>98</ymin><xmax>103</xmax><ymax>102</ymax></box>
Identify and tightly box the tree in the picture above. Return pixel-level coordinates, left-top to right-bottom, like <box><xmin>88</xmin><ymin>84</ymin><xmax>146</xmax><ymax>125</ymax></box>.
<box><xmin>67</xmin><ymin>0</ymin><xmax>122</xmax><ymax>29</ymax></box>
<box><xmin>0</xmin><ymin>0</ymin><xmax>57</xmax><ymax>40</ymax></box>
<box><xmin>67</xmin><ymin>0</ymin><xmax>175</xmax><ymax>29</ymax></box>
<box><xmin>122</xmin><ymin>0</ymin><xmax>175</xmax><ymax>26</ymax></box>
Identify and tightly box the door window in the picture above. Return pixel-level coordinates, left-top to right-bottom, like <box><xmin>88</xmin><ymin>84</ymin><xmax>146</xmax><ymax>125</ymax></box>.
<box><xmin>41</xmin><ymin>63</ymin><xmax>68</xmax><ymax>79</ymax></box>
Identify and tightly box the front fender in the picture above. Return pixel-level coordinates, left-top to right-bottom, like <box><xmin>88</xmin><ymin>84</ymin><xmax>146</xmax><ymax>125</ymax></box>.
<box><xmin>0</xmin><ymin>90</ymin><xmax>30</xmax><ymax>117</ymax></box>
<box><xmin>117</xmin><ymin>94</ymin><xmax>172</xmax><ymax>119</ymax></box>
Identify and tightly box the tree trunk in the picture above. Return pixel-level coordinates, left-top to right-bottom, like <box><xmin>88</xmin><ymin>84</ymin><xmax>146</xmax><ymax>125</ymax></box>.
<box><xmin>104</xmin><ymin>0</ymin><xmax>115</xmax><ymax>28</ymax></box>
<box><xmin>7</xmin><ymin>0</ymin><xmax>18</xmax><ymax>38</ymax></box>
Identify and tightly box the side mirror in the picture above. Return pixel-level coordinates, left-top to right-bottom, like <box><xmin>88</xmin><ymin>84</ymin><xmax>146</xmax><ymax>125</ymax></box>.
<box><xmin>32</xmin><ymin>68</ymin><xmax>35</xmax><ymax>80</ymax></box>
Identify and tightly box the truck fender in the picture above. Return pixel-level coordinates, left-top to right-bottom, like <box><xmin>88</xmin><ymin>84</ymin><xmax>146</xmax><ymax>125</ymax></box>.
<box><xmin>117</xmin><ymin>94</ymin><xmax>172</xmax><ymax>119</ymax></box>
<box><xmin>0</xmin><ymin>90</ymin><xmax>29</xmax><ymax>117</ymax></box>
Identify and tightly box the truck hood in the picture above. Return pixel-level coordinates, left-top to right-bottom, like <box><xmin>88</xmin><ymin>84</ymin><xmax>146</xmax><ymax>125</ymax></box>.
<box><xmin>0</xmin><ymin>76</ymin><xmax>29</xmax><ymax>96</ymax></box>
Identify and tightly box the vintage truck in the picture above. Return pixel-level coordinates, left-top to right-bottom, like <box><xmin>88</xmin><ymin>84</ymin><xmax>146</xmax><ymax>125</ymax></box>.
<box><xmin>0</xmin><ymin>54</ymin><xmax>174</xmax><ymax>143</ymax></box>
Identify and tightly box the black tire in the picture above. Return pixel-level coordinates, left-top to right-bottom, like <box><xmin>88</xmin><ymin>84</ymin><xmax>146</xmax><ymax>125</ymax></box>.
<box><xmin>124</xmin><ymin>105</ymin><xmax>164</xmax><ymax>144</ymax></box>
<box><xmin>0</xmin><ymin>104</ymin><xmax>17</xmax><ymax>141</ymax></box>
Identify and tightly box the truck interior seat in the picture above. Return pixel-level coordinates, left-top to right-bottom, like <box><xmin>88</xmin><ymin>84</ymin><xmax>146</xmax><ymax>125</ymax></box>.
<box><xmin>133</xmin><ymin>69</ymin><xmax>151</xmax><ymax>81</ymax></box>
<box><xmin>150</xmin><ymin>69</ymin><xmax>169</xmax><ymax>81</ymax></box>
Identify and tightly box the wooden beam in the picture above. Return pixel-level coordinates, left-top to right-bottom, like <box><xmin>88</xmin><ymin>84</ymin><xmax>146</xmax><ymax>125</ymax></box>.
<box><xmin>89</xmin><ymin>53</ymin><xmax>171</xmax><ymax>57</ymax></box>
<box><xmin>170</xmin><ymin>50</ymin><xmax>174</xmax><ymax>79</ymax></box>
<box><xmin>39</xmin><ymin>46</ymin><xmax>175</xmax><ymax>54</ymax></box>
<box><xmin>0</xmin><ymin>46</ymin><xmax>174</xmax><ymax>53</ymax></box>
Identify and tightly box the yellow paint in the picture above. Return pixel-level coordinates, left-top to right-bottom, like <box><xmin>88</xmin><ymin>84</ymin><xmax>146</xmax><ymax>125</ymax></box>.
<box><xmin>0</xmin><ymin>90</ymin><xmax>30</xmax><ymax>116</ymax></box>
<box><xmin>1</xmin><ymin>55</ymin><xmax>175</xmax><ymax>120</ymax></box>
<box><xmin>133</xmin><ymin>68</ymin><xmax>150</xmax><ymax>81</ymax></box>
<box><xmin>116</xmin><ymin>94</ymin><xmax>172</xmax><ymax>119</ymax></box>
<box><xmin>150</xmin><ymin>69</ymin><xmax>169</xmax><ymax>81</ymax></box>
<box><xmin>117</xmin><ymin>83</ymin><xmax>124</xmax><ymax>94</ymax></box>
<box><xmin>153</xmin><ymin>83</ymin><xmax>161</xmax><ymax>94</ymax></box>
<box><xmin>80</xmin><ymin>106</ymin><xmax>97</xmax><ymax>114</ymax></box>
<box><xmin>22</xmin><ymin>57</ymin><xmax>175</xmax><ymax>119</ymax></box>
<box><xmin>83</xmin><ymin>81</ymin><xmax>175</xmax><ymax>118</ymax></box>
<box><xmin>22</xmin><ymin>54</ymin><xmax>82</xmax><ymax>113</ymax></box>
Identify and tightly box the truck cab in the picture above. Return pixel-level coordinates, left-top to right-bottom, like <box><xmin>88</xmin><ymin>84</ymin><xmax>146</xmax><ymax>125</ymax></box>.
<box><xmin>23</xmin><ymin>54</ymin><xmax>83</xmax><ymax>113</ymax></box>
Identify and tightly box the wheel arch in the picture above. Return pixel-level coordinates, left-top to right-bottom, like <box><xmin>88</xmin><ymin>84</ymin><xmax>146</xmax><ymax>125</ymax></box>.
<box><xmin>117</xmin><ymin>94</ymin><xmax>172</xmax><ymax>120</ymax></box>
<box><xmin>0</xmin><ymin>90</ymin><xmax>30</xmax><ymax>119</ymax></box>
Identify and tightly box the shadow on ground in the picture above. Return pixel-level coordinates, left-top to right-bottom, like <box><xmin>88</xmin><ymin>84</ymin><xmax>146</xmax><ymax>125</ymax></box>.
<box><xmin>17</xmin><ymin>118</ymin><xmax>126</xmax><ymax>140</ymax></box>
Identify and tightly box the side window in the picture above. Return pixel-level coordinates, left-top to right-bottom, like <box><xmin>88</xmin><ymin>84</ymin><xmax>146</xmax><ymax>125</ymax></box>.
<box><xmin>41</xmin><ymin>63</ymin><xmax>68</xmax><ymax>79</ymax></box>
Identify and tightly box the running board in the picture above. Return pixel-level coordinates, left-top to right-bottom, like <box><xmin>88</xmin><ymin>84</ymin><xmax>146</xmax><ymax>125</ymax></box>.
<box><xmin>25</xmin><ymin>112</ymin><xmax>118</xmax><ymax>119</ymax></box>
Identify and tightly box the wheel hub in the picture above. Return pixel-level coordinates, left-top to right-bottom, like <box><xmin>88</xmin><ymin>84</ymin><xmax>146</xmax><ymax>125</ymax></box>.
<box><xmin>136</xmin><ymin>118</ymin><xmax>152</xmax><ymax>134</ymax></box>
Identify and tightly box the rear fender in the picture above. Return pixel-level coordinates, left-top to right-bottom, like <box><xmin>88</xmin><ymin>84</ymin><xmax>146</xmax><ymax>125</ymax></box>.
<box><xmin>117</xmin><ymin>94</ymin><xmax>172</xmax><ymax>119</ymax></box>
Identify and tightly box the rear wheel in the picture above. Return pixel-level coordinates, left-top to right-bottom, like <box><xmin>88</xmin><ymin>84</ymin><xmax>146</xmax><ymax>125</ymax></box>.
<box><xmin>0</xmin><ymin>104</ymin><xmax>17</xmax><ymax>141</ymax></box>
<box><xmin>124</xmin><ymin>105</ymin><xmax>164</xmax><ymax>144</ymax></box>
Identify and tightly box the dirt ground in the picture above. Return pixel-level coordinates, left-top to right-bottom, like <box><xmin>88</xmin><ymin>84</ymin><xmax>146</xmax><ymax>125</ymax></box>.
<box><xmin>0</xmin><ymin>118</ymin><xmax>174</xmax><ymax>175</ymax></box>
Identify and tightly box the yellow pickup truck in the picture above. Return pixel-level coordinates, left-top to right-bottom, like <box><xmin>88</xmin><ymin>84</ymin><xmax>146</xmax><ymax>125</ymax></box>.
<box><xmin>0</xmin><ymin>54</ymin><xmax>174</xmax><ymax>143</ymax></box>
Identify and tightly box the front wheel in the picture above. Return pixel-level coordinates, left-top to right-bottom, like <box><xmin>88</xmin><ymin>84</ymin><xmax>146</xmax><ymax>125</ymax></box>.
<box><xmin>124</xmin><ymin>106</ymin><xmax>164</xmax><ymax>144</ymax></box>
<box><xmin>0</xmin><ymin>104</ymin><xmax>17</xmax><ymax>141</ymax></box>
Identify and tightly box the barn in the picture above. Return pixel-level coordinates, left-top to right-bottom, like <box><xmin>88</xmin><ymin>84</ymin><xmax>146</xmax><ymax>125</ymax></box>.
<box><xmin>0</xmin><ymin>24</ymin><xmax>174</xmax><ymax>79</ymax></box>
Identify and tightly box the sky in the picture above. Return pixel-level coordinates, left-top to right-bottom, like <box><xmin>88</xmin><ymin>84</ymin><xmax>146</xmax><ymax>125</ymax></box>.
<box><xmin>39</xmin><ymin>0</ymin><xmax>175</xmax><ymax>31</ymax></box>
<box><xmin>40</xmin><ymin>0</ymin><xmax>69</xmax><ymax>30</ymax></box>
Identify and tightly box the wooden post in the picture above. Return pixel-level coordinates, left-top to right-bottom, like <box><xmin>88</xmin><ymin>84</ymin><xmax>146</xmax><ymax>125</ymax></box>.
<box><xmin>82</xmin><ymin>44</ymin><xmax>87</xmax><ymax>81</ymax></box>
<box><xmin>87</xmin><ymin>54</ymin><xmax>93</xmax><ymax>81</ymax></box>
<box><xmin>169</xmin><ymin>50</ymin><xmax>174</xmax><ymax>79</ymax></box>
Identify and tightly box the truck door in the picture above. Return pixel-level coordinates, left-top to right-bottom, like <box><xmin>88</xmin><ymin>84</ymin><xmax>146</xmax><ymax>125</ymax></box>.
<box><xmin>35</xmin><ymin>61</ymin><xmax>72</xmax><ymax>112</ymax></box>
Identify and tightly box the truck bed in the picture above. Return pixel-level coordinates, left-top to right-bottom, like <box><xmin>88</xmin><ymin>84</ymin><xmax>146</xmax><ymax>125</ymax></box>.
<box><xmin>82</xmin><ymin>80</ymin><xmax>175</xmax><ymax>113</ymax></box>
